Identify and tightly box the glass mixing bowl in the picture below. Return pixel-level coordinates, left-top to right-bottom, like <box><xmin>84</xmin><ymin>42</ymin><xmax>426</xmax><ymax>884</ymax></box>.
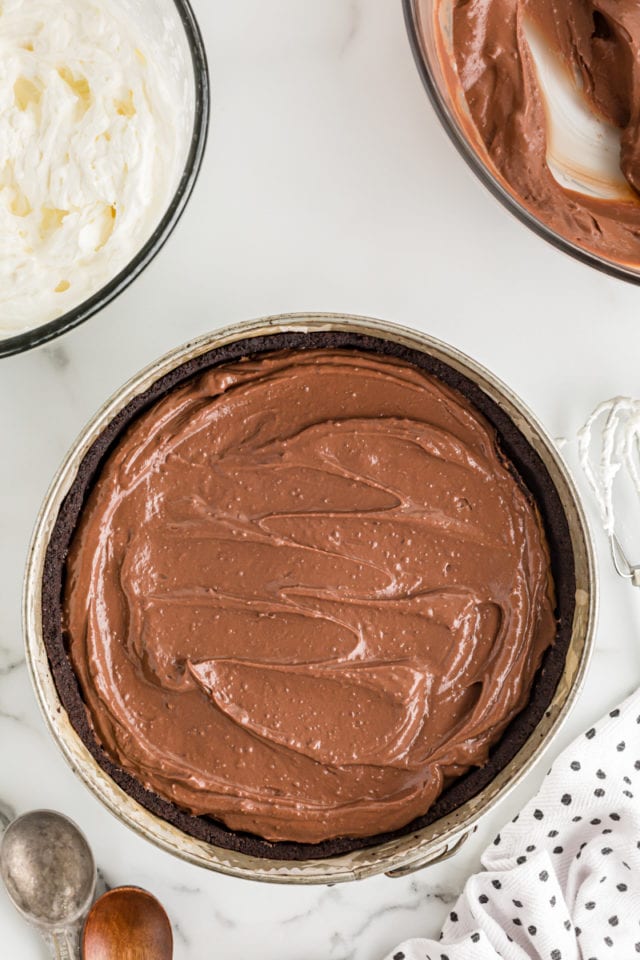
<box><xmin>1</xmin><ymin>0</ymin><xmax>209</xmax><ymax>358</ymax></box>
<box><xmin>403</xmin><ymin>0</ymin><xmax>640</xmax><ymax>284</ymax></box>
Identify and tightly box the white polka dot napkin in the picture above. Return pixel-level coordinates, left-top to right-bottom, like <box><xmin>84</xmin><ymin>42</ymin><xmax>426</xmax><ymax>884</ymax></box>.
<box><xmin>386</xmin><ymin>690</ymin><xmax>640</xmax><ymax>960</ymax></box>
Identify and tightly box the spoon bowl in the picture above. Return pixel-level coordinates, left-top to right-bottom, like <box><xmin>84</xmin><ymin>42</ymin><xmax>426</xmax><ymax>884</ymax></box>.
<box><xmin>82</xmin><ymin>886</ymin><xmax>173</xmax><ymax>960</ymax></box>
<box><xmin>1</xmin><ymin>809</ymin><xmax>96</xmax><ymax>958</ymax></box>
<box><xmin>1</xmin><ymin>809</ymin><xmax>95</xmax><ymax>926</ymax></box>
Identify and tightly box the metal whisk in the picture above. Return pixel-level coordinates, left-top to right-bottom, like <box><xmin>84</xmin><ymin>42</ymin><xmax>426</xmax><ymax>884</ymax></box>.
<box><xmin>578</xmin><ymin>396</ymin><xmax>640</xmax><ymax>586</ymax></box>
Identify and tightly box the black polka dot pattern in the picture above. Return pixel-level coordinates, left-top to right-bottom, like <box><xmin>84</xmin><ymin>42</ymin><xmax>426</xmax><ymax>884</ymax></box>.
<box><xmin>385</xmin><ymin>694</ymin><xmax>640</xmax><ymax>960</ymax></box>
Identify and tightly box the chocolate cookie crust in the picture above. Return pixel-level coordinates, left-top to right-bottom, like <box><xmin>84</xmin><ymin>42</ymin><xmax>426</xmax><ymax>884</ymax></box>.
<box><xmin>41</xmin><ymin>330</ymin><xmax>576</xmax><ymax>860</ymax></box>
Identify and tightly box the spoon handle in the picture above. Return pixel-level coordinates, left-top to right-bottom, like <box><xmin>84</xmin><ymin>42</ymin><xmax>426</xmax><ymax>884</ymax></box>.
<box><xmin>45</xmin><ymin>927</ymin><xmax>79</xmax><ymax>960</ymax></box>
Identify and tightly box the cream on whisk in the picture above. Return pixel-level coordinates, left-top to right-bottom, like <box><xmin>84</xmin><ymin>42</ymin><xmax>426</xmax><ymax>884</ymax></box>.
<box><xmin>578</xmin><ymin>398</ymin><xmax>640</xmax><ymax>538</ymax></box>
<box><xmin>0</xmin><ymin>0</ymin><xmax>187</xmax><ymax>336</ymax></box>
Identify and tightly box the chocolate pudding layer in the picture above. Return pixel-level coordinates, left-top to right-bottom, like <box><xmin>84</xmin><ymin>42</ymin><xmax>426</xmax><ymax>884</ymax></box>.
<box><xmin>63</xmin><ymin>347</ymin><xmax>556</xmax><ymax>844</ymax></box>
<box><xmin>431</xmin><ymin>0</ymin><xmax>640</xmax><ymax>264</ymax></box>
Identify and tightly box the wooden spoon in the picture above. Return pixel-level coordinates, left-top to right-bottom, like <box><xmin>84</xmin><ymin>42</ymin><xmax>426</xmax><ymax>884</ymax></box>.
<box><xmin>82</xmin><ymin>886</ymin><xmax>173</xmax><ymax>960</ymax></box>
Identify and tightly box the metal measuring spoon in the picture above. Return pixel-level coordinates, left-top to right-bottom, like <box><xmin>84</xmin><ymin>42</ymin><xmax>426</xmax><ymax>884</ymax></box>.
<box><xmin>1</xmin><ymin>809</ymin><xmax>96</xmax><ymax>959</ymax></box>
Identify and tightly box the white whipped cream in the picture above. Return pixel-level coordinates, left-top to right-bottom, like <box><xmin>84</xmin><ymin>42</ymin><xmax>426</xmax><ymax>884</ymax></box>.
<box><xmin>0</xmin><ymin>0</ymin><xmax>190</xmax><ymax>337</ymax></box>
<box><xmin>578</xmin><ymin>397</ymin><xmax>640</xmax><ymax>538</ymax></box>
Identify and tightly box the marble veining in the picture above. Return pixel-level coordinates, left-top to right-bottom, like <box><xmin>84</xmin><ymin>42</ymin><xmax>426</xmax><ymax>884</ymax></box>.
<box><xmin>339</xmin><ymin>0</ymin><xmax>361</xmax><ymax>56</ymax></box>
<box><xmin>0</xmin><ymin>800</ymin><xmax>15</xmax><ymax>829</ymax></box>
<box><xmin>0</xmin><ymin>644</ymin><xmax>25</xmax><ymax>678</ymax></box>
<box><xmin>42</xmin><ymin>344</ymin><xmax>71</xmax><ymax>372</ymax></box>
<box><xmin>1</xmin><ymin>1</ymin><xmax>640</xmax><ymax>958</ymax></box>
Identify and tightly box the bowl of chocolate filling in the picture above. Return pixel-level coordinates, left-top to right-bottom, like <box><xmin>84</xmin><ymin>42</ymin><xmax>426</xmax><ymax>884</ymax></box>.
<box><xmin>25</xmin><ymin>314</ymin><xmax>595</xmax><ymax>882</ymax></box>
<box><xmin>404</xmin><ymin>0</ymin><xmax>640</xmax><ymax>283</ymax></box>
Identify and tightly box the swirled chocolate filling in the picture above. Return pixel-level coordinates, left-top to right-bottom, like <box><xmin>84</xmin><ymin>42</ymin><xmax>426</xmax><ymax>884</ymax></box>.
<box><xmin>63</xmin><ymin>348</ymin><xmax>556</xmax><ymax>844</ymax></box>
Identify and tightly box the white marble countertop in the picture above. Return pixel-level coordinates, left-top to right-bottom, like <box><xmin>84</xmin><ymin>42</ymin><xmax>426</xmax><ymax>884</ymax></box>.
<box><xmin>2</xmin><ymin>2</ymin><xmax>640</xmax><ymax>957</ymax></box>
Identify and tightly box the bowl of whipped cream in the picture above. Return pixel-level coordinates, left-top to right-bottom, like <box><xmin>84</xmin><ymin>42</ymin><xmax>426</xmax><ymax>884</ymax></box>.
<box><xmin>0</xmin><ymin>0</ymin><xmax>209</xmax><ymax>356</ymax></box>
<box><xmin>404</xmin><ymin>0</ymin><xmax>640</xmax><ymax>283</ymax></box>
